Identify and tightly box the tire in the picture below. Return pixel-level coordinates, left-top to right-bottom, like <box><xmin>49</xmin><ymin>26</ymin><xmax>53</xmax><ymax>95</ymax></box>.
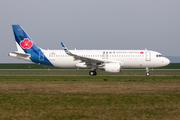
<box><xmin>89</xmin><ymin>71</ymin><xmax>94</xmax><ymax>76</ymax></box>
<box><xmin>89</xmin><ymin>71</ymin><xmax>97</xmax><ymax>76</ymax></box>
<box><xmin>146</xmin><ymin>72</ymin><xmax>150</xmax><ymax>76</ymax></box>
<box><xmin>93</xmin><ymin>71</ymin><xmax>97</xmax><ymax>76</ymax></box>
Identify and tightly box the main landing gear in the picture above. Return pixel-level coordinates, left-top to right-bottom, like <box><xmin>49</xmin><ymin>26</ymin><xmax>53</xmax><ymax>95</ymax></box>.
<box><xmin>146</xmin><ymin>67</ymin><xmax>150</xmax><ymax>76</ymax></box>
<box><xmin>89</xmin><ymin>71</ymin><xmax>97</xmax><ymax>76</ymax></box>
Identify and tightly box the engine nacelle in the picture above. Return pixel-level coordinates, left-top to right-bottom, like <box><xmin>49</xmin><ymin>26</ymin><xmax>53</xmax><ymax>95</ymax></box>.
<box><xmin>104</xmin><ymin>63</ymin><xmax>121</xmax><ymax>73</ymax></box>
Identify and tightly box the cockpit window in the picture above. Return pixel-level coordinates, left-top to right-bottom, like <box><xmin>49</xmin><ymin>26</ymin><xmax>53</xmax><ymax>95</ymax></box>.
<box><xmin>156</xmin><ymin>54</ymin><xmax>163</xmax><ymax>57</ymax></box>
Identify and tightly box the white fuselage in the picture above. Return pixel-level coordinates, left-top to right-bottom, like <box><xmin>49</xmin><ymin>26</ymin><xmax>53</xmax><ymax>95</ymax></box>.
<box><xmin>41</xmin><ymin>49</ymin><xmax>170</xmax><ymax>68</ymax></box>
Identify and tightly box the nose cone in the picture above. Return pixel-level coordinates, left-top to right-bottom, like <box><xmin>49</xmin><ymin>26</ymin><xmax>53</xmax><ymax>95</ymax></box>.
<box><xmin>164</xmin><ymin>57</ymin><xmax>170</xmax><ymax>66</ymax></box>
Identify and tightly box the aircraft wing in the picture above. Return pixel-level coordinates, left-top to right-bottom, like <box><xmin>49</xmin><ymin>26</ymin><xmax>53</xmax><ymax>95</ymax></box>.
<box><xmin>61</xmin><ymin>42</ymin><xmax>106</xmax><ymax>66</ymax></box>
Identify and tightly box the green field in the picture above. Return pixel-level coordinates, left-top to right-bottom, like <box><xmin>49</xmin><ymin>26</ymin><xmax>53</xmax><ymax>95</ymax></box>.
<box><xmin>0</xmin><ymin>75</ymin><xmax>180</xmax><ymax>119</ymax></box>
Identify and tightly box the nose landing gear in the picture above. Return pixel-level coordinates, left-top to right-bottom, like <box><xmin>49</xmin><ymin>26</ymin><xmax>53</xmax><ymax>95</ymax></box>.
<box><xmin>146</xmin><ymin>67</ymin><xmax>150</xmax><ymax>76</ymax></box>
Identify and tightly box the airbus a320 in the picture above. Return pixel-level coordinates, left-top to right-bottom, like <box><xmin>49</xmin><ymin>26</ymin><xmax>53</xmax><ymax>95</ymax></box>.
<box><xmin>9</xmin><ymin>25</ymin><xmax>170</xmax><ymax>76</ymax></box>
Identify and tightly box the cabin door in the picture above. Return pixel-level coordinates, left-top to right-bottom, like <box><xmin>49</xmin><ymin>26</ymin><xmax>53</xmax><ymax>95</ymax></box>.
<box><xmin>102</xmin><ymin>52</ymin><xmax>109</xmax><ymax>59</ymax></box>
<box><xmin>146</xmin><ymin>52</ymin><xmax>151</xmax><ymax>61</ymax></box>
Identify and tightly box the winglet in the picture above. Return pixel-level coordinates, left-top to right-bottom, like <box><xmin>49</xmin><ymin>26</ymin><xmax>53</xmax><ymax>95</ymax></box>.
<box><xmin>61</xmin><ymin>42</ymin><xmax>71</xmax><ymax>54</ymax></box>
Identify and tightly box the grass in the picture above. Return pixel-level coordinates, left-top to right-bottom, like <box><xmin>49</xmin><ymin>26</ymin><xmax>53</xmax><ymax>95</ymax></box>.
<box><xmin>0</xmin><ymin>76</ymin><xmax>180</xmax><ymax>119</ymax></box>
<box><xmin>157</xmin><ymin>63</ymin><xmax>180</xmax><ymax>69</ymax></box>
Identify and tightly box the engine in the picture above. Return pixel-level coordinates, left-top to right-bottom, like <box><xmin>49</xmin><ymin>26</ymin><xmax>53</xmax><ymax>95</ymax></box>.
<box><xmin>103</xmin><ymin>63</ymin><xmax>121</xmax><ymax>73</ymax></box>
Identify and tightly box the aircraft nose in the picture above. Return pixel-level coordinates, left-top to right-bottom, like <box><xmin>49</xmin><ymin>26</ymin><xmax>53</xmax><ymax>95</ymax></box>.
<box><xmin>164</xmin><ymin>58</ymin><xmax>170</xmax><ymax>65</ymax></box>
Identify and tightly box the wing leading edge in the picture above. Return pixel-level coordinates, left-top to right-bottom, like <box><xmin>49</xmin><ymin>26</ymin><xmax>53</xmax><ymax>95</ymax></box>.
<box><xmin>60</xmin><ymin>42</ymin><xmax>105</xmax><ymax>67</ymax></box>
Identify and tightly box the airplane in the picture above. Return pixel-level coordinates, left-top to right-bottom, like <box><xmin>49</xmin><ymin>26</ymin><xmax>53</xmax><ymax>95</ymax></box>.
<box><xmin>8</xmin><ymin>25</ymin><xmax>170</xmax><ymax>76</ymax></box>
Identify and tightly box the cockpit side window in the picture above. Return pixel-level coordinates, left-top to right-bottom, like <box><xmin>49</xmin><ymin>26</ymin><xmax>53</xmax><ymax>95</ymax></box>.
<box><xmin>156</xmin><ymin>54</ymin><xmax>163</xmax><ymax>57</ymax></box>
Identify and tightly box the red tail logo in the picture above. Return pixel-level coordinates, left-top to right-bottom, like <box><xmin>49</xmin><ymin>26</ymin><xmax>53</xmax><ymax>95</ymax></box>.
<box><xmin>20</xmin><ymin>38</ymin><xmax>33</xmax><ymax>49</ymax></box>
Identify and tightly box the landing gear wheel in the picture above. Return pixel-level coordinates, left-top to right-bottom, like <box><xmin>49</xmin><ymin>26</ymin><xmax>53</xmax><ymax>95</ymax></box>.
<box><xmin>146</xmin><ymin>72</ymin><xmax>150</xmax><ymax>76</ymax></box>
<box><xmin>89</xmin><ymin>71</ymin><xmax>97</xmax><ymax>76</ymax></box>
<box><xmin>93</xmin><ymin>71</ymin><xmax>97</xmax><ymax>76</ymax></box>
<box><xmin>89</xmin><ymin>71</ymin><xmax>94</xmax><ymax>76</ymax></box>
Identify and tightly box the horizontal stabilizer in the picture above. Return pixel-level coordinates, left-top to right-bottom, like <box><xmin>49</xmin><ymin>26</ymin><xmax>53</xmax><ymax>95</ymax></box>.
<box><xmin>8</xmin><ymin>52</ymin><xmax>31</xmax><ymax>61</ymax></box>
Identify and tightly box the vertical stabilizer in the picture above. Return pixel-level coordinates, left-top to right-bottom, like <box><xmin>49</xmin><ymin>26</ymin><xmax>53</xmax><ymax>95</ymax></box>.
<box><xmin>12</xmin><ymin>25</ymin><xmax>41</xmax><ymax>54</ymax></box>
<box><xmin>11</xmin><ymin>25</ymin><xmax>53</xmax><ymax>66</ymax></box>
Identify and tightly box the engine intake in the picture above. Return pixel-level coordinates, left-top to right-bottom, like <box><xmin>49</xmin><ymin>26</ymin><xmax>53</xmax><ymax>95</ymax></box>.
<box><xmin>103</xmin><ymin>63</ymin><xmax>121</xmax><ymax>73</ymax></box>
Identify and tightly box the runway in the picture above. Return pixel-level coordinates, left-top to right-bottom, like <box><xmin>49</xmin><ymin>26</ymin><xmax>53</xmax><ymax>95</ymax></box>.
<box><xmin>0</xmin><ymin>69</ymin><xmax>179</xmax><ymax>76</ymax></box>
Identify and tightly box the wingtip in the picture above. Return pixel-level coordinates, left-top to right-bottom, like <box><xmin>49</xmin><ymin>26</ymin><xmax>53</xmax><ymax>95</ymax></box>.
<box><xmin>61</xmin><ymin>42</ymin><xmax>65</xmax><ymax>47</ymax></box>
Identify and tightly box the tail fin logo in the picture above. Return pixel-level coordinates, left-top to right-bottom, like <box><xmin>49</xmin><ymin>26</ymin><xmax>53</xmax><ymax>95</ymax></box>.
<box><xmin>20</xmin><ymin>38</ymin><xmax>33</xmax><ymax>49</ymax></box>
